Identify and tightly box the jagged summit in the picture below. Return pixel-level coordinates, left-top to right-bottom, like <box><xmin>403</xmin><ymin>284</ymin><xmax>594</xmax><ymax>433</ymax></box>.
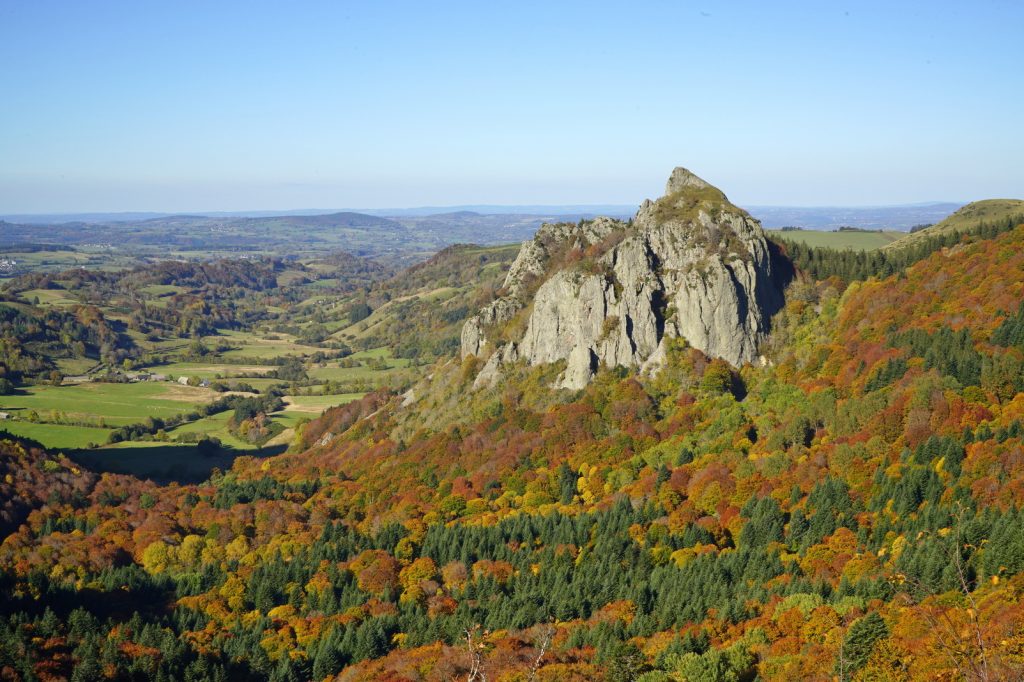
<box><xmin>664</xmin><ymin>166</ymin><xmax>716</xmax><ymax>195</ymax></box>
<box><xmin>461</xmin><ymin>167</ymin><xmax>784</xmax><ymax>390</ymax></box>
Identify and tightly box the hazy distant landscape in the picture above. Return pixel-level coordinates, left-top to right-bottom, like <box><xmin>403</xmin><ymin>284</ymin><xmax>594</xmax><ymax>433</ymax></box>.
<box><xmin>3</xmin><ymin>2</ymin><xmax>1024</xmax><ymax>681</ymax></box>
<box><xmin>0</xmin><ymin>201</ymin><xmax>969</xmax><ymax>277</ymax></box>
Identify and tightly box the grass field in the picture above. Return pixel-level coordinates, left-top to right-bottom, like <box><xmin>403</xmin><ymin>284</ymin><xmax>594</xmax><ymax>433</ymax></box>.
<box><xmin>0</xmin><ymin>381</ymin><xmax>219</xmax><ymax>426</ymax></box>
<box><xmin>0</xmin><ymin>250</ymin><xmax>141</xmax><ymax>278</ymax></box>
<box><xmin>56</xmin><ymin>357</ymin><xmax>99</xmax><ymax>376</ymax></box>
<box><xmin>0</xmin><ymin>421</ymin><xmax>110</xmax><ymax>450</ymax></box>
<box><xmin>158</xmin><ymin>391</ymin><xmax>361</xmax><ymax>446</ymax></box>
<box><xmin>282</xmin><ymin>392</ymin><xmax>365</xmax><ymax>413</ymax></box>
<box><xmin>270</xmin><ymin>410</ymin><xmax>310</xmax><ymax>431</ymax></box>
<box><xmin>308</xmin><ymin>365</ymin><xmax>399</xmax><ymax>381</ymax></box>
<box><xmin>307</xmin><ymin>347</ymin><xmax>412</xmax><ymax>383</ymax></box>
<box><xmin>17</xmin><ymin>288</ymin><xmax>80</xmax><ymax>306</ymax></box>
<box><xmin>155</xmin><ymin>361</ymin><xmax>275</xmax><ymax>380</ymax></box>
<box><xmin>767</xmin><ymin>229</ymin><xmax>905</xmax><ymax>250</ymax></box>
<box><xmin>138</xmin><ymin>284</ymin><xmax>184</xmax><ymax>297</ymax></box>
<box><xmin>210</xmin><ymin>329</ymin><xmax>318</xmax><ymax>360</ymax></box>
<box><xmin>167</xmin><ymin>411</ymin><xmax>253</xmax><ymax>449</ymax></box>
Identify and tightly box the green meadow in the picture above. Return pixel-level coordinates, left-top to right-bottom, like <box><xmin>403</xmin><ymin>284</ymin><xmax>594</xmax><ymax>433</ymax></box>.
<box><xmin>0</xmin><ymin>381</ymin><xmax>218</xmax><ymax>427</ymax></box>
<box><xmin>0</xmin><ymin>421</ymin><xmax>110</xmax><ymax>450</ymax></box>
<box><xmin>155</xmin><ymin>361</ymin><xmax>275</xmax><ymax>380</ymax></box>
<box><xmin>282</xmin><ymin>392</ymin><xmax>365</xmax><ymax>413</ymax></box>
<box><xmin>767</xmin><ymin>229</ymin><xmax>905</xmax><ymax>250</ymax></box>
<box><xmin>17</xmin><ymin>288</ymin><xmax>80</xmax><ymax>306</ymax></box>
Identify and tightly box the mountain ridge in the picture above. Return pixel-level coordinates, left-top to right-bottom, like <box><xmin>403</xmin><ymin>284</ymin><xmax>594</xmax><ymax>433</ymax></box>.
<box><xmin>883</xmin><ymin>198</ymin><xmax>1024</xmax><ymax>251</ymax></box>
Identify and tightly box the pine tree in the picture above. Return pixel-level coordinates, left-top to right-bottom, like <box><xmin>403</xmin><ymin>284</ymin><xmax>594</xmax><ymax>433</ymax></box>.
<box><xmin>840</xmin><ymin>611</ymin><xmax>888</xmax><ymax>674</ymax></box>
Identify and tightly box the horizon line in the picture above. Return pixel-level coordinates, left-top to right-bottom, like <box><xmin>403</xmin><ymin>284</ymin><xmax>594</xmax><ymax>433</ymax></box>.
<box><xmin>0</xmin><ymin>199</ymin><xmax>970</xmax><ymax>221</ymax></box>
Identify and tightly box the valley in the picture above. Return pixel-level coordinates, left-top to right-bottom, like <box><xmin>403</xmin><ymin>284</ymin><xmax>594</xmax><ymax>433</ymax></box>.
<box><xmin>2</xmin><ymin>168</ymin><xmax>1024</xmax><ymax>680</ymax></box>
<box><xmin>0</xmin><ymin>244</ymin><xmax>518</xmax><ymax>482</ymax></box>
<box><xmin>5</xmin><ymin>1</ymin><xmax>1022</xmax><ymax>677</ymax></box>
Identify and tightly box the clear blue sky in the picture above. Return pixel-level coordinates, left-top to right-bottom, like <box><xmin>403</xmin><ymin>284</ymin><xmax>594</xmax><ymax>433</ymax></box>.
<box><xmin>1</xmin><ymin>1</ymin><xmax>1022</xmax><ymax>212</ymax></box>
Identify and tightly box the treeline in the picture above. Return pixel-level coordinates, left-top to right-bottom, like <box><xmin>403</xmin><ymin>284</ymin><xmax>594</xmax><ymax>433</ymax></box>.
<box><xmin>0</xmin><ymin>243</ymin><xmax>73</xmax><ymax>252</ymax></box>
<box><xmin>774</xmin><ymin>213</ymin><xmax>1024</xmax><ymax>282</ymax></box>
<box><xmin>107</xmin><ymin>392</ymin><xmax>284</xmax><ymax>444</ymax></box>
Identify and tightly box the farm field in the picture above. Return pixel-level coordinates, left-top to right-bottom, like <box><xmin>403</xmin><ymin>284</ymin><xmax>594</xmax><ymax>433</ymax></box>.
<box><xmin>0</xmin><ymin>381</ymin><xmax>218</xmax><ymax>427</ymax></box>
<box><xmin>137</xmin><ymin>284</ymin><xmax>184</xmax><ymax>296</ymax></box>
<box><xmin>60</xmin><ymin>389</ymin><xmax>361</xmax><ymax>480</ymax></box>
<box><xmin>0</xmin><ymin>420</ymin><xmax>110</xmax><ymax>450</ymax></box>
<box><xmin>209</xmin><ymin>330</ymin><xmax>319</xmax><ymax>359</ymax></box>
<box><xmin>766</xmin><ymin>229</ymin><xmax>905</xmax><ymax>250</ymax></box>
<box><xmin>165</xmin><ymin>411</ymin><xmax>253</xmax><ymax>449</ymax></box>
<box><xmin>16</xmin><ymin>288</ymin><xmax>80</xmax><ymax>306</ymax></box>
<box><xmin>155</xmin><ymin>361</ymin><xmax>276</xmax><ymax>380</ymax></box>
<box><xmin>0</xmin><ymin>249</ymin><xmax>143</xmax><ymax>278</ymax></box>
<box><xmin>55</xmin><ymin>357</ymin><xmax>99</xmax><ymax>376</ymax></box>
<box><xmin>307</xmin><ymin>363</ymin><xmax>408</xmax><ymax>382</ymax></box>
<box><xmin>307</xmin><ymin>347</ymin><xmax>414</xmax><ymax>384</ymax></box>
<box><xmin>281</xmin><ymin>392</ymin><xmax>365</xmax><ymax>413</ymax></box>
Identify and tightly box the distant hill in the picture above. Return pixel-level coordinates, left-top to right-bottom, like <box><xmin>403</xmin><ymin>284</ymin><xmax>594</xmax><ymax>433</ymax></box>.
<box><xmin>1</xmin><ymin>205</ymin><xmax>640</xmax><ymax>223</ymax></box>
<box><xmin>253</xmin><ymin>212</ymin><xmax>404</xmax><ymax>229</ymax></box>
<box><xmin>747</xmin><ymin>201</ymin><xmax>962</xmax><ymax>231</ymax></box>
<box><xmin>883</xmin><ymin>198</ymin><xmax>1024</xmax><ymax>251</ymax></box>
<box><xmin>0</xmin><ymin>210</ymin><xmax>573</xmax><ymax>272</ymax></box>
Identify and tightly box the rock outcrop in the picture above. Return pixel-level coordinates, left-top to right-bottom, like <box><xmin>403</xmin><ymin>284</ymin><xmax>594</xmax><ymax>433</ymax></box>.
<box><xmin>461</xmin><ymin>167</ymin><xmax>784</xmax><ymax>389</ymax></box>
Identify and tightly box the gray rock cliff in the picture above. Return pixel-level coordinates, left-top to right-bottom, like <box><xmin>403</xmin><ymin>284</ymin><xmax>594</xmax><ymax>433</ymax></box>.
<box><xmin>461</xmin><ymin>168</ymin><xmax>783</xmax><ymax>389</ymax></box>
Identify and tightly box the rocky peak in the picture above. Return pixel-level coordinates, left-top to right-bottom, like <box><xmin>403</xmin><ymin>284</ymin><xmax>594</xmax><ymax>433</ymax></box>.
<box><xmin>664</xmin><ymin>166</ymin><xmax>715</xmax><ymax>195</ymax></box>
<box><xmin>461</xmin><ymin>167</ymin><xmax>784</xmax><ymax>390</ymax></box>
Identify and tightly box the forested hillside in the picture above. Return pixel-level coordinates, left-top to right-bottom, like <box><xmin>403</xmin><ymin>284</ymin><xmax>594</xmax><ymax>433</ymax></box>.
<box><xmin>2</xmin><ymin>222</ymin><xmax>1024</xmax><ymax>680</ymax></box>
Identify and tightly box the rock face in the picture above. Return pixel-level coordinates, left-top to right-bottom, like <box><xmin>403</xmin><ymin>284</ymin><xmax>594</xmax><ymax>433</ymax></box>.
<box><xmin>461</xmin><ymin>167</ymin><xmax>784</xmax><ymax>389</ymax></box>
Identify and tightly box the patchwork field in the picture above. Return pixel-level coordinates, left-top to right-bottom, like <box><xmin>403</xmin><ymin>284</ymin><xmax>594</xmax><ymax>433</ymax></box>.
<box><xmin>210</xmin><ymin>329</ymin><xmax>320</xmax><ymax>359</ymax></box>
<box><xmin>0</xmin><ymin>249</ymin><xmax>143</xmax><ymax>278</ymax></box>
<box><xmin>0</xmin><ymin>374</ymin><xmax>366</xmax><ymax>479</ymax></box>
<box><xmin>1</xmin><ymin>242</ymin><xmax>430</xmax><ymax>483</ymax></box>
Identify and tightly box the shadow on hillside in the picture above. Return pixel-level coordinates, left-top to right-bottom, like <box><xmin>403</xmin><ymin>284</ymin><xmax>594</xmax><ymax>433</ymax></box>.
<box><xmin>72</xmin><ymin>443</ymin><xmax>287</xmax><ymax>485</ymax></box>
<box><xmin>766</xmin><ymin>238</ymin><xmax>797</xmax><ymax>318</ymax></box>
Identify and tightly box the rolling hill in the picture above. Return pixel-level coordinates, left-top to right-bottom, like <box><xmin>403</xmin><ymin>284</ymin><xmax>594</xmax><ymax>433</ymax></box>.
<box><xmin>1</xmin><ymin>179</ymin><xmax>1023</xmax><ymax>680</ymax></box>
<box><xmin>883</xmin><ymin>198</ymin><xmax>1024</xmax><ymax>251</ymax></box>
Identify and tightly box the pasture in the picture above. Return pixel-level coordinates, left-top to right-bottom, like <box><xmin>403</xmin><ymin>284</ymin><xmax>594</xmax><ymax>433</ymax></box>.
<box><xmin>0</xmin><ymin>421</ymin><xmax>110</xmax><ymax>450</ymax></box>
<box><xmin>0</xmin><ymin>381</ymin><xmax>219</xmax><ymax>427</ymax></box>
<box><xmin>767</xmin><ymin>229</ymin><xmax>905</xmax><ymax>250</ymax></box>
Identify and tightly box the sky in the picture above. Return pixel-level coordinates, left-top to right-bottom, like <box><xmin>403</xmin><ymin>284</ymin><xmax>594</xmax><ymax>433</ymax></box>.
<box><xmin>1</xmin><ymin>1</ymin><xmax>1022</xmax><ymax>213</ymax></box>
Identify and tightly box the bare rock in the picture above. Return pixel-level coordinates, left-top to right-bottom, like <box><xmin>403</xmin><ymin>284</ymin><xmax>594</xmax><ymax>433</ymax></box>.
<box><xmin>461</xmin><ymin>167</ymin><xmax>784</xmax><ymax>387</ymax></box>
